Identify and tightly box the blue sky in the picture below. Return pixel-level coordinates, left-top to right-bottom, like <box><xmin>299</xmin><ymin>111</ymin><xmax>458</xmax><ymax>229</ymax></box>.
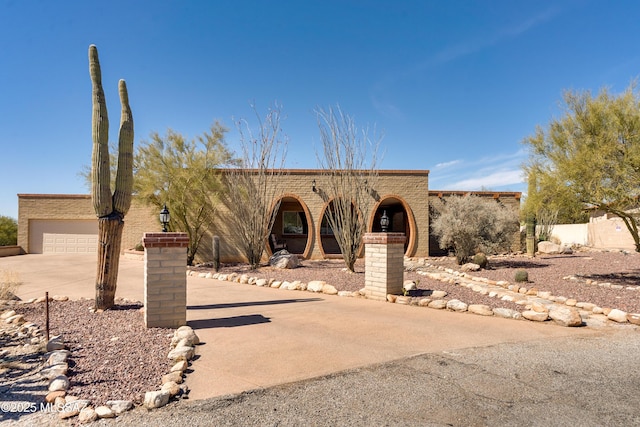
<box><xmin>2</xmin><ymin>0</ymin><xmax>639</xmax><ymax>219</ymax></box>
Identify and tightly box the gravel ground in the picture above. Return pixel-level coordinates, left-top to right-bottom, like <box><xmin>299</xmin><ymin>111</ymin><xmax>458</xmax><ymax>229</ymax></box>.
<box><xmin>3</xmin><ymin>249</ymin><xmax>639</xmax><ymax>425</ymax></box>
<box><xmin>202</xmin><ymin>249</ymin><xmax>640</xmax><ymax>313</ymax></box>
<box><xmin>9</xmin><ymin>299</ymin><xmax>173</xmax><ymax>407</ymax></box>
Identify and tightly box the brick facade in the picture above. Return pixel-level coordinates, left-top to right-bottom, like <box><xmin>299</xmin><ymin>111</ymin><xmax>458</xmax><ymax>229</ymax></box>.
<box><xmin>17</xmin><ymin>170</ymin><xmax>523</xmax><ymax>263</ymax></box>
<box><xmin>363</xmin><ymin>233</ymin><xmax>406</xmax><ymax>301</ymax></box>
<box><xmin>143</xmin><ymin>232</ymin><xmax>189</xmax><ymax>328</ymax></box>
<box><xmin>18</xmin><ymin>194</ymin><xmax>156</xmax><ymax>254</ymax></box>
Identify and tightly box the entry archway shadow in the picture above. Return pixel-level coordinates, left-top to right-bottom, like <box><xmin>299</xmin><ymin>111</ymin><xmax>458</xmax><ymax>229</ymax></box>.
<box><xmin>187</xmin><ymin>297</ymin><xmax>323</xmax><ymax>311</ymax></box>
<box><xmin>188</xmin><ymin>314</ymin><xmax>271</xmax><ymax>330</ymax></box>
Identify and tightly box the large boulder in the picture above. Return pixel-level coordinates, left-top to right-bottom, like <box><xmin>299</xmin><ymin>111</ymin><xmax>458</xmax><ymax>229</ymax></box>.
<box><xmin>537</xmin><ymin>241</ymin><xmax>561</xmax><ymax>254</ymax></box>
<box><xmin>269</xmin><ymin>250</ymin><xmax>300</xmax><ymax>269</ymax></box>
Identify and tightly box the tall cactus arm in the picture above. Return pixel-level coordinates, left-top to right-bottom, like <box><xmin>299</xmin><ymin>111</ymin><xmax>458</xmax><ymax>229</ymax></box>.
<box><xmin>113</xmin><ymin>79</ymin><xmax>134</xmax><ymax>215</ymax></box>
<box><xmin>89</xmin><ymin>44</ymin><xmax>113</xmax><ymax>217</ymax></box>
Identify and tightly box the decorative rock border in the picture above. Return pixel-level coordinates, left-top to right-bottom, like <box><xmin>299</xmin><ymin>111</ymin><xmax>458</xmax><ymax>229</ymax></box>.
<box><xmin>0</xmin><ymin>299</ymin><xmax>201</xmax><ymax>422</ymax></box>
<box><xmin>188</xmin><ymin>259</ymin><xmax>640</xmax><ymax>329</ymax></box>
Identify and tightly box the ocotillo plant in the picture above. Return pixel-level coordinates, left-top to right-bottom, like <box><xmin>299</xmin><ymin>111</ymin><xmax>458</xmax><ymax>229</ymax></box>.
<box><xmin>89</xmin><ymin>44</ymin><xmax>134</xmax><ymax>310</ymax></box>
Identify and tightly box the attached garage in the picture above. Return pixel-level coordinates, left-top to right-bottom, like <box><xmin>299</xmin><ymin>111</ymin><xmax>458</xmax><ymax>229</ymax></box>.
<box><xmin>29</xmin><ymin>220</ymin><xmax>98</xmax><ymax>254</ymax></box>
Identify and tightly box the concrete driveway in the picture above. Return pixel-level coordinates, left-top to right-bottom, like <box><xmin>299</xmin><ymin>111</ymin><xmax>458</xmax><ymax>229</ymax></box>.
<box><xmin>1</xmin><ymin>254</ymin><xmax>598</xmax><ymax>401</ymax></box>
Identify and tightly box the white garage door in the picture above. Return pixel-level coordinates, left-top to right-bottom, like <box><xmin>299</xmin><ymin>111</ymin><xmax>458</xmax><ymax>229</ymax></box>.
<box><xmin>29</xmin><ymin>220</ymin><xmax>98</xmax><ymax>254</ymax></box>
<box><xmin>43</xmin><ymin>233</ymin><xmax>98</xmax><ymax>254</ymax></box>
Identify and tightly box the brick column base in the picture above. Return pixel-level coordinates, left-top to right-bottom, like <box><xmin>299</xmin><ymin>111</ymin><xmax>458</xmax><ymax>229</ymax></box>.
<box><xmin>143</xmin><ymin>232</ymin><xmax>189</xmax><ymax>328</ymax></box>
<box><xmin>363</xmin><ymin>233</ymin><xmax>406</xmax><ymax>301</ymax></box>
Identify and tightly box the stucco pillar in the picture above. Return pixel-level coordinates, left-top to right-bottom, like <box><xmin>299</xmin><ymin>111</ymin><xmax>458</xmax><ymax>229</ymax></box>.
<box><xmin>143</xmin><ymin>232</ymin><xmax>189</xmax><ymax>328</ymax></box>
<box><xmin>363</xmin><ymin>232</ymin><xmax>406</xmax><ymax>301</ymax></box>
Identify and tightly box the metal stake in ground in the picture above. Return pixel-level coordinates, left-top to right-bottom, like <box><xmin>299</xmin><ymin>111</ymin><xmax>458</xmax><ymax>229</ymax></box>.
<box><xmin>45</xmin><ymin>291</ymin><xmax>50</xmax><ymax>342</ymax></box>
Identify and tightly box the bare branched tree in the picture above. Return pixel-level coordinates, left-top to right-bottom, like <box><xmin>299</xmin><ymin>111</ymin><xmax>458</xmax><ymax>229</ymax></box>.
<box><xmin>224</xmin><ymin>103</ymin><xmax>288</xmax><ymax>268</ymax></box>
<box><xmin>315</xmin><ymin>105</ymin><xmax>382</xmax><ymax>272</ymax></box>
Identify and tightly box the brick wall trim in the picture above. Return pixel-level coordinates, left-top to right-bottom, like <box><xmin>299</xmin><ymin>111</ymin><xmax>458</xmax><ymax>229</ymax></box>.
<box><xmin>143</xmin><ymin>232</ymin><xmax>189</xmax><ymax>248</ymax></box>
<box><xmin>363</xmin><ymin>232</ymin><xmax>406</xmax><ymax>245</ymax></box>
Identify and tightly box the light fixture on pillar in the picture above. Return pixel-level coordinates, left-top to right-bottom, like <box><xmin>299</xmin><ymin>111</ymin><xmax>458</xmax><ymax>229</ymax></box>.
<box><xmin>159</xmin><ymin>204</ymin><xmax>170</xmax><ymax>232</ymax></box>
<box><xmin>312</xmin><ymin>179</ymin><xmax>317</xmax><ymax>192</ymax></box>
<box><xmin>380</xmin><ymin>210</ymin><xmax>389</xmax><ymax>233</ymax></box>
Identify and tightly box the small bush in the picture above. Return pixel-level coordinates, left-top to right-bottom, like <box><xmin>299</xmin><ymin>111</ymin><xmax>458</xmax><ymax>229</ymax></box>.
<box><xmin>472</xmin><ymin>252</ymin><xmax>488</xmax><ymax>269</ymax></box>
<box><xmin>134</xmin><ymin>242</ymin><xmax>144</xmax><ymax>251</ymax></box>
<box><xmin>0</xmin><ymin>270</ymin><xmax>21</xmax><ymax>300</ymax></box>
<box><xmin>514</xmin><ymin>269</ymin><xmax>529</xmax><ymax>283</ymax></box>
<box><xmin>430</xmin><ymin>195</ymin><xmax>519</xmax><ymax>265</ymax></box>
<box><xmin>0</xmin><ymin>216</ymin><xmax>18</xmax><ymax>246</ymax></box>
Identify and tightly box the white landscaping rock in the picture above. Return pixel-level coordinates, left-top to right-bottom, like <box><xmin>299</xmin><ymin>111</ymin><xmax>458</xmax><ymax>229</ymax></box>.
<box><xmin>522</xmin><ymin>310</ymin><xmax>549</xmax><ymax>322</ymax></box>
<box><xmin>427</xmin><ymin>300</ymin><xmax>447</xmax><ymax>309</ymax></box>
<box><xmin>307</xmin><ymin>281</ymin><xmax>326</xmax><ymax>293</ymax></box>
<box><xmin>430</xmin><ymin>290</ymin><xmax>448</xmax><ymax>299</ymax></box>
<box><xmin>49</xmin><ymin>375</ymin><xmax>70</xmax><ymax>392</ymax></box>
<box><xmin>460</xmin><ymin>263</ymin><xmax>481</xmax><ymax>272</ymax></box>
<box><xmin>537</xmin><ymin>241</ymin><xmax>561</xmax><ymax>254</ymax></box>
<box><xmin>161</xmin><ymin>381</ymin><xmax>181</xmax><ymax>396</ymax></box>
<box><xmin>549</xmin><ymin>306</ymin><xmax>583</xmax><ymax>327</ymax></box>
<box><xmin>322</xmin><ymin>284</ymin><xmax>338</xmax><ymax>295</ymax></box>
<box><xmin>78</xmin><ymin>407</ymin><xmax>98</xmax><ymax>423</ymax></box>
<box><xmin>162</xmin><ymin>371</ymin><xmax>183</xmax><ymax>384</ymax></box>
<box><xmin>40</xmin><ymin>363</ymin><xmax>69</xmax><ymax>380</ymax></box>
<box><xmin>446</xmin><ymin>299</ymin><xmax>468</xmax><ymax>312</ymax></box>
<box><xmin>106</xmin><ymin>400</ymin><xmax>134</xmax><ymax>415</ymax></box>
<box><xmin>144</xmin><ymin>390</ymin><xmax>171</xmax><ymax>409</ymax></box>
<box><xmin>47</xmin><ymin>350</ymin><xmax>70</xmax><ymax>366</ymax></box>
<box><xmin>403</xmin><ymin>280</ymin><xmax>417</xmax><ymax>292</ymax></box>
<box><xmin>171</xmin><ymin>360</ymin><xmax>188</xmax><ymax>373</ymax></box>
<box><xmin>168</xmin><ymin>345</ymin><xmax>195</xmax><ymax>361</ymax></box>
<box><xmin>46</xmin><ymin>335</ymin><xmax>65</xmax><ymax>352</ymax></box>
<box><xmin>607</xmin><ymin>309</ymin><xmax>629</xmax><ymax>323</ymax></box>
<box><xmin>95</xmin><ymin>406</ymin><xmax>115</xmax><ymax>418</ymax></box>
<box><xmin>171</xmin><ymin>326</ymin><xmax>200</xmax><ymax>347</ymax></box>
<box><xmin>493</xmin><ymin>308</ymin><xmax>522</xmax><ymax>319</ymax></box>
<box><xmin>468</xmin><ymin>304</ymin><xmax>493</xmax><ymax>316</ymax></box>
<box><xmin>1</xmin><ymin>309</ymin><xmax>16</xmax><ymax>319</ymax></box>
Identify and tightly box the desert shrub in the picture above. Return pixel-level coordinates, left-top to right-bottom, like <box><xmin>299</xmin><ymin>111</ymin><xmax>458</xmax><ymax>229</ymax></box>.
<box><xmin>472</xmin><ymin>252</ymin><xmax>488</xmax><ymax>269</ymax></box>
<box><xmin>134</xmin><ymin>242</ymin><xmax>144</xmax><ymax>251</ymax></box>
<box><xmin>0</xmin><ymin>216</ymin><xmax>17</xmax><ymax>246</ymax></box>
<box><xmin>430</xmin><ymin>195</ymin><xmax>519</xmax><ymax>265</ymax></box>
<box><xmin>514</xmin><ymin>269</ymin><xmax>529</xmax><ymax>283</ymax></box>
<box><xmin>0</xmin><ymin>270</ymin><xmax>21</xmax><ymax>300</ymax></box>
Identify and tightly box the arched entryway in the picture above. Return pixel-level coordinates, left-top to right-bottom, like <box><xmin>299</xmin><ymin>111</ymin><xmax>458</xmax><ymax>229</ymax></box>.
<box><xmin>269</xmin><ymin>194</ymin><xmax>312</xmax><ymax>258</ymax></box>
<box><xmin>317</xmin><ymin>198</ymin><xmax>363</xmax><ymax>258</ymax></box>
<box><xmin>369</xmin><ymin>196</ymin><xmax>416</xmax><ymax>256</ymax></box>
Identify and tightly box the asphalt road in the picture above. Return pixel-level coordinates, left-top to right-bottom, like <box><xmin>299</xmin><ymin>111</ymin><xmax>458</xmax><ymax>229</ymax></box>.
<box><xmin>15</xmin><ymin>327</ymin><xmax>638</xmax><ymax>427</ymax></box>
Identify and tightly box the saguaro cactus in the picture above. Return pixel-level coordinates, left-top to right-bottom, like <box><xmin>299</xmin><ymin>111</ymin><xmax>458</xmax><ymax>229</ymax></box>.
<box><xmin>525</xmin><ymin>212</ymin><xmax>536</xmax><ymax>257</ymax></box>
<box><xmin>89</xmin><ymin>44</ymin><xmax>134</xmax><ymax>310</ymax></box>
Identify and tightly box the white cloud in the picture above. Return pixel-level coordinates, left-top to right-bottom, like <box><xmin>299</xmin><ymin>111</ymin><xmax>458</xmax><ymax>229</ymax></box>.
<box><xmin>434</xmin><ymin>159</ymin><xmax>462</xmax><ymax>169</ymax></box>
<box><xmin>450</xmin><ymin>169</ymin><xmax>525</xmax><ymax>190</ymax></box>
<box><xmin>429</xmin><ymin>149</ymin><xmax>527</xmax><ymax>191</ymax></box>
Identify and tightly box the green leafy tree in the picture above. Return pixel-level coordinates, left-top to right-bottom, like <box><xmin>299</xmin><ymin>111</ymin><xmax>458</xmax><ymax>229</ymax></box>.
<box><xmin>522</xmin><ymin>83</ymin><xmax>640</xmax><ymax>251</ymax></box>
<box><xmin>430</xmin><ymin>195</ymin><xmax>519</xmax><ymax>265</ymax></box>
<box><xmin>315</xmin><ymin>105</ymin><xmax>381</xmax><ymax>272</ymax></box>
<box><xmin>0</xmin><ymin>216</ymin><xmax>18</xmax><ymax>246</ymax></box>
<box><xmin>223</xmin><ymin>103</ymin><xmax>288</xmax><ymax>269</ymax></box>
<box><xmin>134</xmin><ymin>123</ymin><xmax>236</xmax><ymax>265</ymax></box>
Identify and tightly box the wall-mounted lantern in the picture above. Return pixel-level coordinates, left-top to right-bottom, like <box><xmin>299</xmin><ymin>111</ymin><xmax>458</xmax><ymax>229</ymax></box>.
<box><xmin>159</xmin><ymin>204</ymin><xmax>170</xmax><ymax>232</ymax></box>
<box><xmin>312</xmin><ymin>179</ymin><xmax>317</xmax><ymax>193</ymax></box>
<box><xmin>380</xmin><ymin>210</ymin><xmax>389</xmax><ymax>233</ymax></box>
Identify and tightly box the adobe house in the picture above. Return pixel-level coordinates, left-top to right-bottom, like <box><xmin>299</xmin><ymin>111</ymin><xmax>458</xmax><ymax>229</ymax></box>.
<box><xmin>17</xmin><ymin>169</ymin><xmax>522</xmax><ymax>262</ymax></box>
